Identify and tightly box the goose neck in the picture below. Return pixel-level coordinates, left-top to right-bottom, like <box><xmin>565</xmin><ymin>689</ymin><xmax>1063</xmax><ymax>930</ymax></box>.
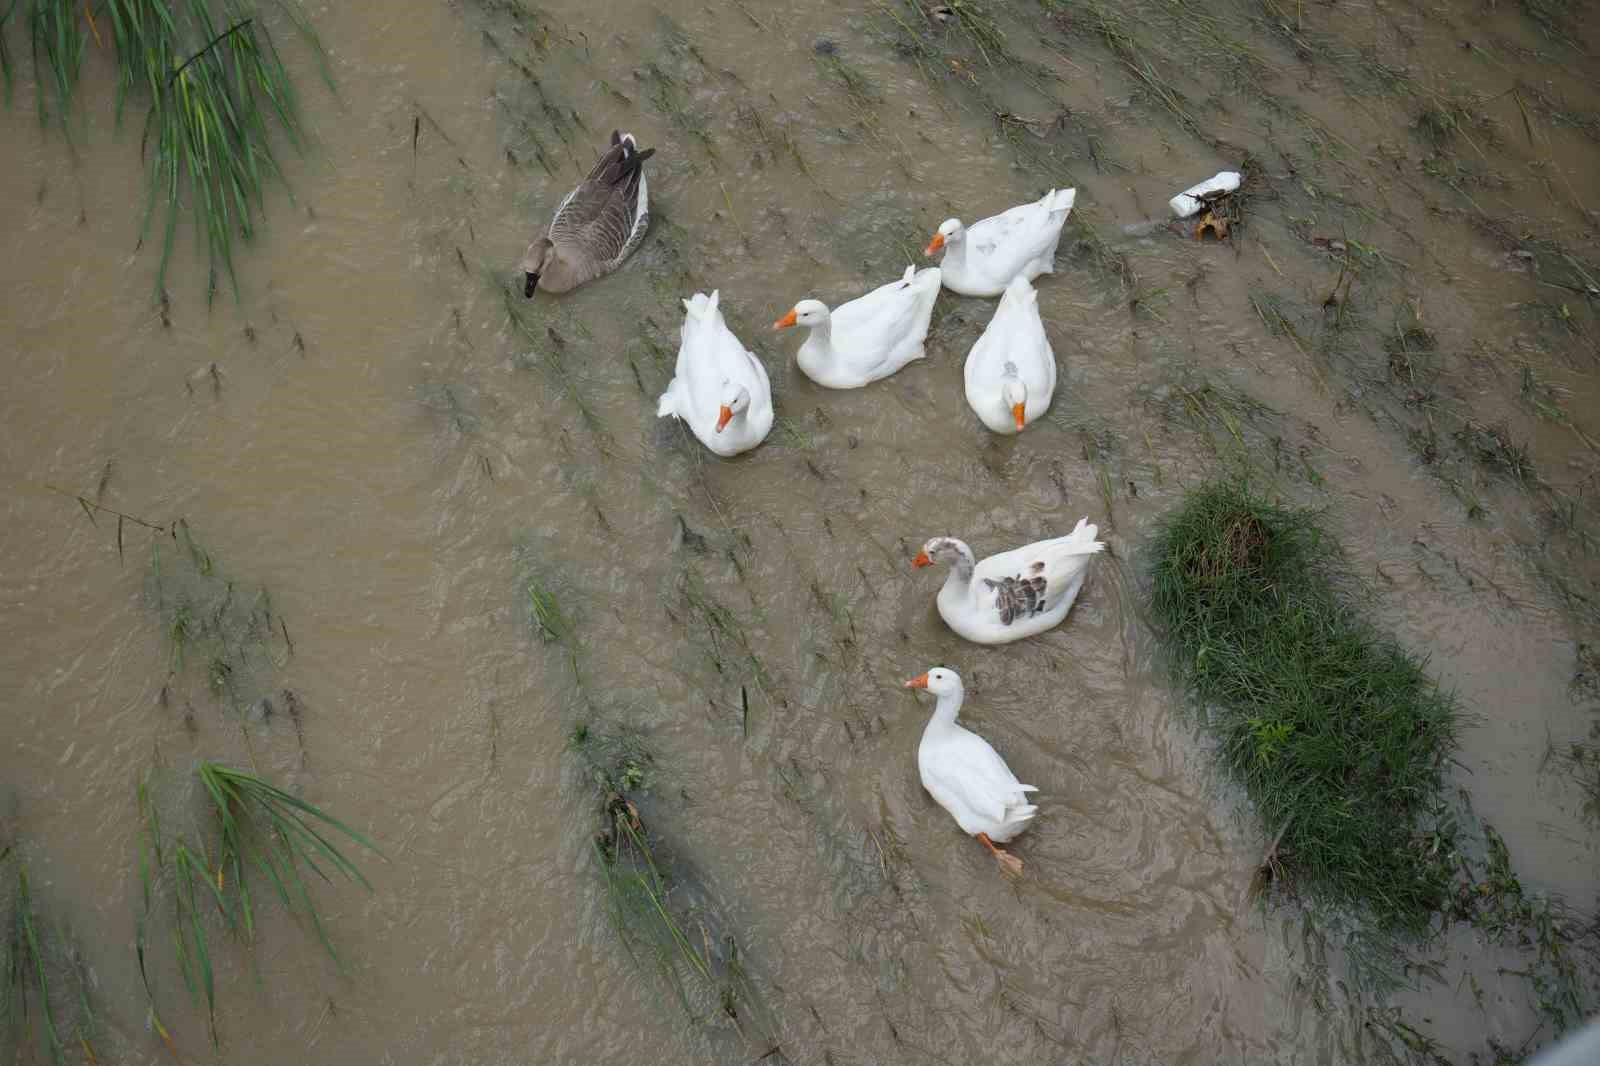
<box><xmin>942</xmin><ymin>235</ymin><xmax>969</xmax><ymax>271</ymax></box>
<box><xmin>927</xmin><ymin>687</ymin><xmax>965</xmax><ymax>729</ymax></box>
<box><xmin>798</xmin><ymin>316</ymin><xmax>836</xmax><ymax>367</ymax></box>
<box><xmin>943</xmin><ymin>541</ymin><xmax>977</xmax><ymax>585</ymax></box>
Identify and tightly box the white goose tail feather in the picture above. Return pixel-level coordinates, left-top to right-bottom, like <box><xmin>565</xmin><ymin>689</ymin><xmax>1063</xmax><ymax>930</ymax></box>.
<box><xmin>1062</xmin><ymin>517</ymin><xmax>1105</xmax><ymax>555</ymax></box>
<box><xmin>682</xmin><ymin>289</ymin><xmax>720</xmax><ymax>321</ymax></box>
<box><xmin>1045</xmin><ymin>187</ymin><xmax>1077</xmax><ymax>215</ymax></box>
<box><xmin>656</xmin><ymin>386</ymin><xmax>678</xmax><ymax>419</ymax></box>
<box><xmin>1001</xmin><ymin>274</ymin><xmax>1037</xmax><ymax>307</ymax></box>
<box><xmin>1005</xmin><ymin>801</ymin><xmax>1040</xmax><ymax>829</ymax></box>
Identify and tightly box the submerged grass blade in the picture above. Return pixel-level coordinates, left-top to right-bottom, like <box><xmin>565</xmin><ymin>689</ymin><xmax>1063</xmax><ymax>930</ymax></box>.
<box><xmin>573</xmin><ymin>725</ymin><xmax>778</xmax><ymax>1039</ymax></box>
<box><xmin>17</xmin><ymin>865</ymin><xmax>68</xmax><ymax>1066</ymax></box>
<box><xmin>528</xmin><ymin>576</ymin><xmax>571</xmax><ymax>643</ymax></box>
<box><xmin>67</xmin><ymin>938</ymin><xmax>95</xmax><ymax>1063</ymax></box>
<box><xmin>171</xmin><ymin>844</ymin><xmax>219</xmax><ymax>1046</ymax></box>
<box><xmin>0</xmin><ymin>1</ymin><xmax>15</xmax><ymax>103</ymax></box>
<box><xmin>27</xmin><ymin>0</ymin><xmax>85</xmax><ymax>132</ymax></box>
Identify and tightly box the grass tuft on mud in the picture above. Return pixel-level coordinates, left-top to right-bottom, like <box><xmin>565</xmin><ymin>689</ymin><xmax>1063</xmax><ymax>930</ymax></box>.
<box><xmin>1146</xmin><ymin>481</ymin><xmax>1461</xmax><ymax>936</ymax></box>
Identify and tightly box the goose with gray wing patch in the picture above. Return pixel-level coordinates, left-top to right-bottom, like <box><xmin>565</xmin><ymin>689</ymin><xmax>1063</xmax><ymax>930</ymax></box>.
<box><xmin>912</xmin><ymin>519</ymin><xmax>1104</xmax><ymax>644</ymax></box>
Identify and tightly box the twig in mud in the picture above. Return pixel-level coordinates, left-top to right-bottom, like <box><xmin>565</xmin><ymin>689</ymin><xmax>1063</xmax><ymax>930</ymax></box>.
<box><xmin>168</xmin><ymin>20</ymin><xmax>254</xmax><ymax>86</ymax></box>
<box><xmin>47</xmin><ymin>485</ymin><xmax>170</xmax><ymax>533</ymax></box>
<box><xmin>1245</xmin><ymin>814</ymin><xmax>1295</xmax><ymax>906</ymax></box>
<box><xmin>410</xmin><ymin>100</ymin><xmax>458</xmax><ymax>147</ymax></box>
<box><xmin>866</xmin><ymin>827</ymin><xmax>889</xmax><ymax>881</ymax></box>
<box><xmin>720</xmin><ymin>182</ymin><xmax>749</xmax><ymax>247</ymax></box>
<box><xmin>728</xmin><ymin>0</ymin><xmax>765</xmax><ymax>28</ymax></box>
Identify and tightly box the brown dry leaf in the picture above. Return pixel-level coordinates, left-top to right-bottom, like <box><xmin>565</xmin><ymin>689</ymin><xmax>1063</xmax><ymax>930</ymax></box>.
<box><xmin>1194</xmin><ymin>211</ymin><xmax>1230</xmax><ymax>241</ymax></box>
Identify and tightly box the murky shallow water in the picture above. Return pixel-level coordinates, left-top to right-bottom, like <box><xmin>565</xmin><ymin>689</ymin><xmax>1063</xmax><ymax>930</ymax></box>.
<box><xmin>2</xmin><ymin>0</ymin><xmax>1597</xmax><ymax>1062</ymax></box>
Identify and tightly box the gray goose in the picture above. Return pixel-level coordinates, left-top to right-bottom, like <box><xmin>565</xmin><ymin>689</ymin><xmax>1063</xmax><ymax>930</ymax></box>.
<box><xmin>521</xmin><ymin>130</ymin><xmax>655</xmax><ymax>296</ymax></box>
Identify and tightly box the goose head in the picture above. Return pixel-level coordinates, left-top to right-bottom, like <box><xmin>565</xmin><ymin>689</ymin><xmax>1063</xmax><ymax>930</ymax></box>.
<box><xmin>717</xmin><ymin>384</ymin><xmax>752</xmax><ymax>433</ymax></box>
<box><xmin>905</xmin><ymin>666</ymin><xmax>963</xmax><ymax>697</ymax></box>
<box><xmin>773</xmin><ymin>300</ymin><xmax>830</xmax><ymax>331</ymax></box>
<box><xmin>925</xmin><ymin>219</ymin><xmax>964</xmax><ymax>256</ymax></box>
<box><xmin>521</xmin><ymin>238</ymin><xmax>555</xmax><ymax>297</ymax></box>
<box><xmin>912</xmin><ymin>536</ymin><xmax>970</xmax><ymax>570</ymax></box>
<box><xmin>1001</xmin><ymin>376</ymin><xmax>1027</xmax><ymax>431</ymax></box>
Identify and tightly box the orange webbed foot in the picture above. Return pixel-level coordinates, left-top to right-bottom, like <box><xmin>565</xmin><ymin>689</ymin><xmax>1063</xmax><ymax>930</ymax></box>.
<box><xmin>977</xmin><ymin>832</ymin><xmax>1024</xmax><ymax>877</ymax></box>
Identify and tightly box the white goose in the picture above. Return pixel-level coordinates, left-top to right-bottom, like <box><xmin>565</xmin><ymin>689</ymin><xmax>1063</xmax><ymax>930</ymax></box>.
<box><xmin>905</xmin><ymin>667</ymin><xmax>1037</xmax><ymax>876</ymax></box>
<box><xmin>925</xmin><ymin>188</ymin><xmax>1076</xmax><ymax>297</ymax></box>
<box><xmin>773</xmin><ymin>266</ymin><xmax>941</xmax><ymax>389</ymax></box>
<box><xmin>657</xmin><ymin>291</ymin><xmax>773</xmax><ymax>457</ymax></box>
<box><xmin>964</xmin><ymin>275</ymin><xmax>1056</xmax><ymax>434</ymax></box>
<box><xmin>913</xmin><ymin>519</ymin><xmax>1104</xmax><ymax>644</ymax></box>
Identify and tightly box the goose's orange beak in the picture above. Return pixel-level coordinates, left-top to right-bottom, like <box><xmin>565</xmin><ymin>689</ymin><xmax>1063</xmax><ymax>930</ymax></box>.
<box><xmin>1012</xmin><ymin>403</ymin><xmax>1026</xmax><ymax>430</ymax></box>
<box><xmin>912</xmin><ymin>550</ymin><xmax>932</xmax><ymax>568</ymax></box>
<box><xmin>904</xmin><ymin>673</ymin><xmax>929</xmax><ymax>689</ymax></box>
<box><xmin>924</xmin><ymin>233</ymin><xmax>945</xmax><ymax>256</ymax></box>
<box><xmin>773</xmin><ymin>308</ymin><xmax>798</xmax><ymax>330</ymax></box>
<box><xmin>716</xmin><ymin>405</ymin><xmax>734</xmax><ymax>432</ymax></box>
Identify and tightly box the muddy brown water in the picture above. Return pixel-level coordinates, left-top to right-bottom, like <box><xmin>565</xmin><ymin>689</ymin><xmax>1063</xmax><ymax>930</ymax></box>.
<box><xmin>2</xmin><ymin>0</ymin><xmax>1598</xmax><ymax>1062</ymax></box>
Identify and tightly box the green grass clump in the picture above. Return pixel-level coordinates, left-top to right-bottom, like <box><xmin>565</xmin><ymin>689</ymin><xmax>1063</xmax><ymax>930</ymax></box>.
<box><xmin>4</xmin><ymin>0</ymin><xmax>328</xmax><ymax>300</ymax></box>
<box><xmin>1146</xmin><ymin>482</ymin><xmax>1462</xmax><ymax>936</ymax></box>
<box><xmin>137</xmin><ymin>764</ymin><xmax>381</xmax><ymax>1048</ymax></box>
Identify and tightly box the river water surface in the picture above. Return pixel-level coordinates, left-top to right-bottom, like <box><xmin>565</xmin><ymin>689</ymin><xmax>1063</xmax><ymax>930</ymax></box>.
<box><xmin>2</xmin><ymin>0</ymin><xmax>1597</xmax><ymax>1063</ymax></box>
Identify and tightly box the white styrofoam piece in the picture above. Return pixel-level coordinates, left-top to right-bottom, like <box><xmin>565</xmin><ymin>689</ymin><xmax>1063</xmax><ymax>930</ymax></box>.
<box><xmin>1169</xmin><ymin>171</ymin><xmax>1242</xmax><ymax>218</ymax></box>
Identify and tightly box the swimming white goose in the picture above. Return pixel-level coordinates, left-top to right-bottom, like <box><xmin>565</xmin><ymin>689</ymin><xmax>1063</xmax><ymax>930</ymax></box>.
<box><xmin>925</xmin><ymin>188</ymin><xmax>1076</xmax><ymax>297</ymax></box>
<box><xmin>656</xmin><ymin>291</ymin><xmax>773</xmax><ymax>457</ymax></box>
<box><xmin>905</xmin><ymin>667</ymin><xmax>1037</xmax><ymax>876</ymax></box>
<box><xmin>913</xmin><ymin>519</ymin><xmax>1103</xmax><ymax>644</ymax></box>
<box><xmin>521</xmin><ymin>131</ymin><xmax>654</xmax><ymax>295</ymax></box>
<box><xmin>772</xmin><ymin>266</ymin><xmax>941</xmax><ymax>389</ymax></box>
<box><xmin>964</xmin><ymin>275</ymin><xmax>1056</xmax><ymax>434</ymax></box>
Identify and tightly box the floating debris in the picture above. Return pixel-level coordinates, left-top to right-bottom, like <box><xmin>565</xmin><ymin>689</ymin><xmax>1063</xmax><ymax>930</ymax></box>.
<box><xmin>1194</xmin><ymin>210</ymin><xmax>1230</xmax><ymax>241</ymax></box>
<box><xmin>1169</xmin><ymin>170</ymin><xmax>1241</xmax><ymax>218</ymax></box>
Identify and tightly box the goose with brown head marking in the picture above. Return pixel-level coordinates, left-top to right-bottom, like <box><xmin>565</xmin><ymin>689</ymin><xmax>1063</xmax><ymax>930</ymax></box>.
<box><xmin>905</xmin><ymin>667</ymin><xmax>1037</xmax><ymax>876</ymax></box>
<box><xmin>521</xmin><ymin>130</ymin><xmax>655</xmax><ymax>296</ymax></box>
<box><xmin>913</xmin><ymin>519</ymin><xmax>1103</xmax><ymax>644</ymax></box>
